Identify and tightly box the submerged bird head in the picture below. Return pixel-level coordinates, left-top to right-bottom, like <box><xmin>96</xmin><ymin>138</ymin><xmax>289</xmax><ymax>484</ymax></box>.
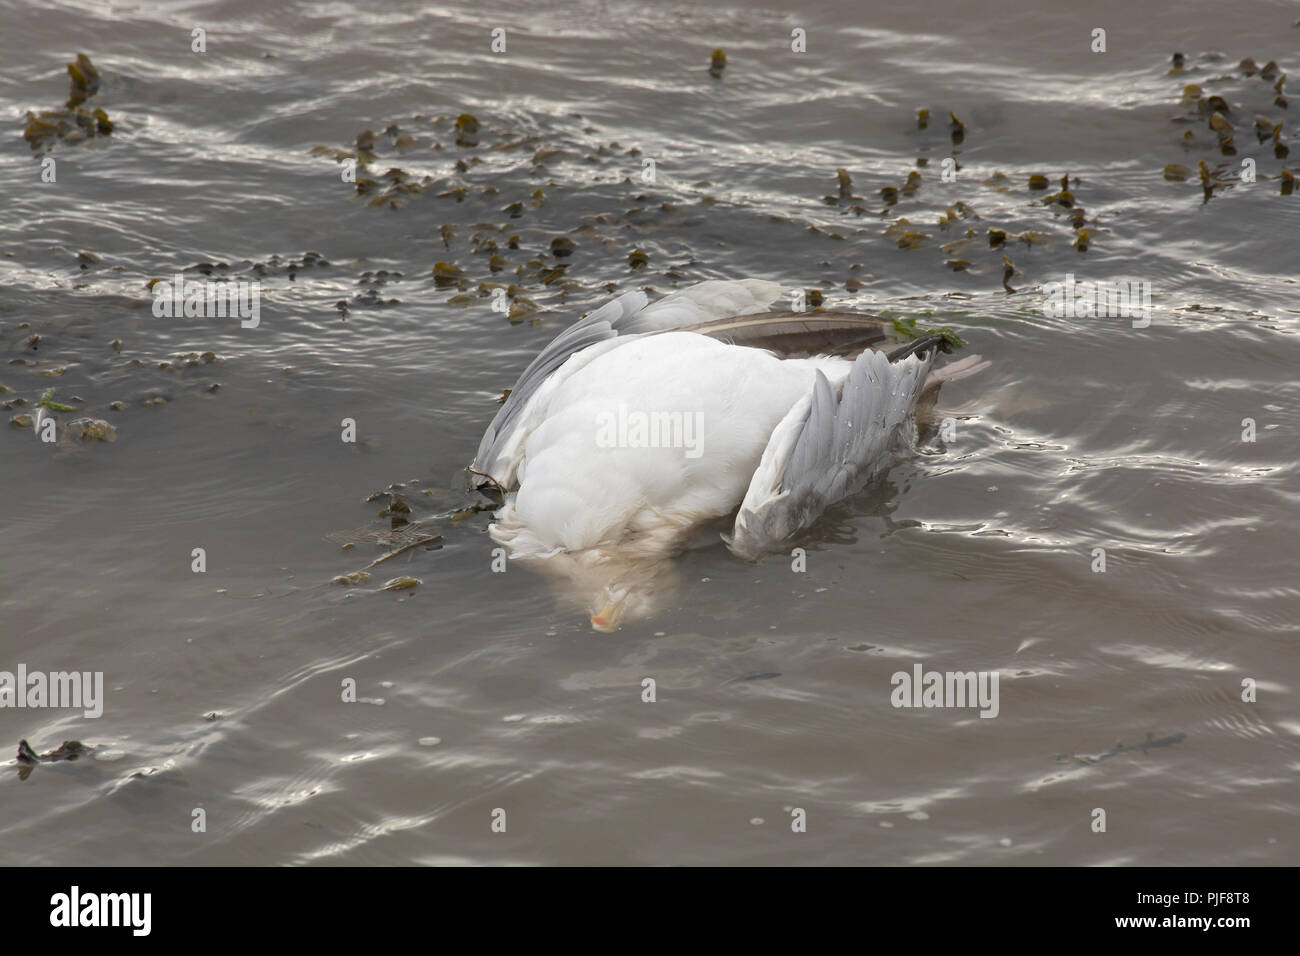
<box><xmin>589</xmin><ymin>583</ymin><xmax>634</xmax><ymax>633</ymax></box>
<box><xmin>585</xmin><ymin>562</ymin><xmax>678</xmax><ymax>632</ymax></box>
<box><xmin>511</xmin><ymin>548</ymin><xmax>678</xmax><ymax>633</ymax></box>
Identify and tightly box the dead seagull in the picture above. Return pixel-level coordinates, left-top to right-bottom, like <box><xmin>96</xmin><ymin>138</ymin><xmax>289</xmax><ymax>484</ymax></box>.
<box><xmin>469</xmin><ymin>279</ymin><xmax>986</xmax><ymax>631</ymax></box>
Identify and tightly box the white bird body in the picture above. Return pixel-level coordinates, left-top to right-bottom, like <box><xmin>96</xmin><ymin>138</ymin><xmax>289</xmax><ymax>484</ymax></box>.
<box><xmin>497</xmin><ymin>330</ymin><xmax>843</xmax><ymax>552</ymax></box>
<box><xmin>470</xmin><ymin>279</ymin><xmax>984</xmax><ymax>630</ymax></box>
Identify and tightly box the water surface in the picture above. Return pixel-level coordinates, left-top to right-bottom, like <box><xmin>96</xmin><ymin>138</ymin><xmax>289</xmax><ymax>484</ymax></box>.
<box><xmin>1</xmin><ymin>0</ymin><xmax>1297</xmax><ymax>865</ymax></box>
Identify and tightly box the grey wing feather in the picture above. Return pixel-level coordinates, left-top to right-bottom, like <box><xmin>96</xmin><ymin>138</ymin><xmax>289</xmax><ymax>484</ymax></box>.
<box><xmin>678</xmin><ymin>311</ymin><xmax>891</xmax><ymax>357</ymax></box>
<box><xmin>473</xmin><ymin>320</ymin><xmax>615</xmax><ymax>472</ymax></box>
<box><xmin>472</xmin><ymin>291</ymin><xmax>648</xmax><ymax>477</ymax></box>
<box><xmin>727</xmin><ymin>348</ymin><xmax>934</xmax><ymax>558</ymax></box>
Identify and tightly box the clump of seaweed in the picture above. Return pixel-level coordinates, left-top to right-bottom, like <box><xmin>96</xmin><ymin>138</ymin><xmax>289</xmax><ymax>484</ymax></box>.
<box><xmin>67</xmin><ymin>417</ymin><xmax>117</xmax><ymax>442</ymax></box>
<box><xmin>709</xmin><ymin>49</ymin><xmax>726</xmax><ymax>78</ymax></box>
<box><xmin>1166</xmin><ymin>51</ymin><xmax>1292</xmax><ymax>202</ymax></box>
<box><xmin>343</xmin><ymin>269</ymin><xmax>403</xmax><ymax>310</ymax></box>
<box><xmin>23</xmin><ymin>54</ymin><xmax>114</xmax><ymax>152</ymax></box>
<box><xmin>311</xmin><ymin>131</ymin><xmax>436</xmax><ymax>210</ymax></box>
<box><xmin>828</xmin><ymin>167</ymin><xmax>859</xmax><ymax>204</ymax></box>
<box><xmin>15</xmin><ymin>739</ymin><xmax>93</xmax><ymax>780</ymax></box>
<box><xmin>381</xmin><ymin>576</ymin><xmax>421</xmax><ymax>591</ymax></box>
<box><xmin>948</xmin><ymin>111</ymin><xmax>965</xmax><ymax>145</ymax></box>
<box><xmin>326</xmin><ymin>485</ymin><xmax>443</xmax><ymax>589</ymax></box>
<box><xmin>891</xmin><ymin>316</ymin><xmax>967</xmax><ymax>350</ymax></box>
<box><xmin>66</xmin><ymin>54</ymin><xmax>100</xmax><ymax>106</ymax></box>
<box><xmin>36</xmin><ymin>387</ymin><xmax>74</xmax><ymax>412</ymax></box>
<box><xmin>432</xmin><ymin>261</ymin><xmax>466</xmax><ymax>288</ymax></box>
<box><xmin>883</xmin><ymin>217</ymin><xmax>930</xmax><ymax>250</ymax></box>
<box><xmin>454</xmin><ymin>113</ymin><xmax>480</xmax><ymax>147</ymax></box>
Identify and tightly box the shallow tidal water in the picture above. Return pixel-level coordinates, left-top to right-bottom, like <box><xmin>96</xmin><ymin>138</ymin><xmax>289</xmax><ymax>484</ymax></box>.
<box><xmin>1</xmin><ymin>0</ymin><xmax>1298</xmax><ymax>865</ymax></box>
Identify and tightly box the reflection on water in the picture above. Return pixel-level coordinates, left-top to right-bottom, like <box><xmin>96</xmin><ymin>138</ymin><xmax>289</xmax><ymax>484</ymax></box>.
<box><xmin>0</xmin><ymin>0</ymin><xmax>1296</xmax><ymax>865</ymax></box>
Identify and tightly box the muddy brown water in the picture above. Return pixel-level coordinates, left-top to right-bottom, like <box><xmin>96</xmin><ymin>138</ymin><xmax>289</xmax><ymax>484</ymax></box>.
<box><xmin>0</xmin><ymin>0</ymin><xmax>1297</xmax><ymax>864</ymax></box>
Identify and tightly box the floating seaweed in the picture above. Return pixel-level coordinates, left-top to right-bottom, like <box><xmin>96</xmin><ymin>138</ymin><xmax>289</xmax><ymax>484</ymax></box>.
<box><xmin>979</xmin><ymin>171</ymin><xmax>1012</xmax><ymax>196</ymax></box>
<box><xmin>1167</xmin><ymin>52</ymin><xmax>1292</xmax><ymax>200</ymax></box>
<box><xmin>709</xmin><ymin>48</ymin><xmax>726</xmax><ymax>78</ymax></box>
<box><xmin>67</xmin><ymin>418</ymin><xmax>117</xmax><ymax>442</ymax></box>
<box><xmin>333</xmin><ymin>570</ymin><xmax>371</xmax><ymax>586</ymax></box>
<box><xmin>66</xmin><ymin>54</ymin><xmax>100</xmax><ymax>106</ymax></box>
<box><xmin>23</xmin><ymin>54</ymin><xmax>114</xmax><ymax>152</ymax></box>
<box><xmin>381</xmin><ymin>576</ymin><xmax>421</xmax><ymax>591</ymax></box>
<box><xmin>508</xmin><ymin>295</ymin><xmax>540</xmax><ymax>322</ymax></box>
<box><xmin>949</xmin><ymin>111</ymin><xmax>965</xmax><ymax>145</ymax></box>
<box><xmin>1055</xmin><ymin>732</ymin><xmax>1186</xmax><ymax>767</ymax></box>
<box><xmin>432</xmin><ymin>261</ymin><xmax>465</xmax><ymax>288</ymax></box>
<box><xmin>15</xmin><ymin>739</ymin><xmax>93</xmax><ymax>780</ymax></box>
<box><xmin>890</xmin><ymin>316</ymin><xmax>967</xmax><ymax>350</ymax></box>
<box><xmin>836</xmin><ymin>167</ymin><xmax>855</xmax><ymax>199</ymax></box>
<box><xmin>1001</xmin><ymin>255</ymin><xmax>1016</xmax><ymax>293</ymax></box>
<box><xmin>36</xmin><ymin>387</ymin><xmax>74</xmax><ymax>412</ymax></box>
<box><xmin>454</xmin><ymin>113</ymin><xmax>480</xmax><ymax>147</ymax></box>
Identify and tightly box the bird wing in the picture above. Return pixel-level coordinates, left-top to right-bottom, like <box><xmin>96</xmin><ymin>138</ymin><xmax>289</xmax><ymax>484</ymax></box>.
<box><xmin>471</xmin><ymin>289</ymin><xmax>644</xmax><ymax>486</ymax></box>
<box><xmin>472</xmin><ymin>280</ymin><xmax>782</xmax><ymax>489</ymax></box>
<box><xmin>725</xmin><ymin>346</ymin><xmax>935</xmax><ymax>559</ymax></box>
<box><xmin>678</xmin><ymin>310</ymin><xmax>892</xmax><ymax>357</ymax></box>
